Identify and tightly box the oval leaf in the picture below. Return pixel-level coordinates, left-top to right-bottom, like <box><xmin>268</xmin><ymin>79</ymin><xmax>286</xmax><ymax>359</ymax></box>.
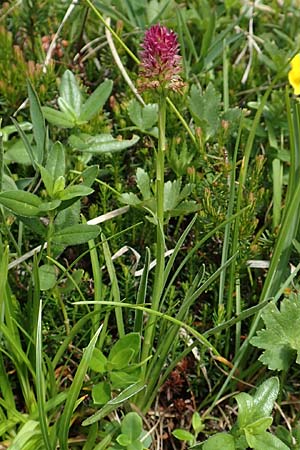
<box><xmin>92</xmin><ymin>381</ymin><xmax>111</xmax><ymax>405</ymax></box>
<box><xmin>38</xmin><ymin>264</ymin><xmax>57</xmax><ymax>291</ymax></box>
<box><xmin>52</xmin><ymin>224</ymin><xmax>100</xmax><ymax>245</ymax></box>
<box><xmin>57</xmin><ymin>185</ymin><xmax>93</xmax><ymax>201</ymax></box>
<box><xmin>42</xmin><ymin>107</ymin><xmax>75</xmax><ymax>128</ymax></box>
<box><xmin>0</xmin><ymin>191</ymin><xmax>42</xmax><ymax>217</ymax></box>
<box><xmin>172</xmin><ymin>429</ymin><xmax>194</xmax><ymax>442</ymax></box>
<box><xmin>59</xmin><ymin>70</ymin><xmax>83</xmax><ymax>116</ymax></box>
<box><xmin>203</xmin><ymin>433</ymin><xmax>235</xmax><ymax>450</ymax></box>
<box><xmin>46</xmin><ymin>142</ymin><xmax>66</xmax><ymax>180</ymax></box>
<box><xmin>121</xmin><ymin>412</ymin><xmax>143</xmax><ymax>441</ymax></box>
<box><xmin>69</xmin><ymin>133</ymin><xmax>139</xmax><ymax>153</ymax></box>
<box><xmin>252</xmin><ymin>377</ymin><xmax>279</xmax><ymax>419</ymax></box>
<box><xmin>80</xmin><ymin>79</ymin><xmax>113</xmax><ymax>122</ymax></box>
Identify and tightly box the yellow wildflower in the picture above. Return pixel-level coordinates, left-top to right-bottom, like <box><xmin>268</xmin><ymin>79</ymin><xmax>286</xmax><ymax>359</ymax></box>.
<box><xmin>288</xmin><ymin>54</ymin><xmax>300</xmax><ymax>95</ymax></box>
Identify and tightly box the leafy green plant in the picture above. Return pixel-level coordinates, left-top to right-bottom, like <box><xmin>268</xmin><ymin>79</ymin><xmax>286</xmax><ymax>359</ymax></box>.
<box><xmin>127</xmin><ymin>99</ymin><xmax>158</xmax><ymax>137</ymax></box>
<box><xmin>251</xmin><ymin>293</ymin><xmax>300</xmax><ymax>371</ymax></box>
<box><xmin>89</xmin><ymin>333</ymin><xmax>142</xmax><ymax>404</ymax></box>
<box><xmin>112</xmin><ymin>412</ymin><xmax>152</xmax><ymax>450</ymax></box>
<box><xmin>172</xmin><ymin>412</ymin><xmax>204</xmax><ymax>446</ymax></box>
<box><xmin>121</xmin><ymin>167</ymin><xmax>199</xmax><ymax>222</ymax></box>
<box><xmin>201</xmin><ymin>378</ymin><xmax>289</xmax><ymax>450</ymax></box>
<box><xmin>42</xmin><ymin>69</ymin><xmax>113</xmax><ymax>129</ymax></box>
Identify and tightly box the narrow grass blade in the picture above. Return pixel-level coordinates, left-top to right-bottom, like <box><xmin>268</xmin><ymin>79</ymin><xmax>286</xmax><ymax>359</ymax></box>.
<box><xmin>27</xmin><ymin>80</ymin><xmax>46</xmax><ymax>165</ymax></box>
<box><xmin>101</xmin><ymin>232</ymin><xmax>124</xmax><ymax>338</ymax></box>
<box><xmin>52</xmin><ymin>311</ymin><xmax>99</xmax><ymax>367</ymax></box>
<box><xmin>218</xmin><ymin>116</ymin><xmax>243</xmax><ymax>307</ymax></box>
<box><xmin>88</xmin><ymin>237</ymin><xmax>103</xmax><ymax>336</ymax></box>
<box><xmin>163</xmin><ymin>214</ymin><xmax>197</xmax><ymax>290</ymax></box>
<box><xmin>163</xmin><ymin>208</ymin><xmax>249</xmax><ymax>305</ymax></box>
<box><xmin>134</xmin><ymin>247</ymin><xmax>150</xmax><ymax>335</ymax></box>
<box><xmin>272</xmin><ymin>158</ymin><xmax>283</xmax><ymax>230</ymax></box>
<box><xmin>82</xmin><ymin>382</ymin><xmax>146</xmax><ymax>426</ymax></box>
<box><xmin>58</xmin><ymin>325</ymin><xmax>102</xmax><ymax>450</ymax></box>
<box><xmin>36</xmin><ymin>300</ymin><xmax>53</xmax><ymax>450</ymax></box>
<box><xmin>141</xmin><ymin>254</ymin><xmax>237</xmax><ymax>412</ymax></box>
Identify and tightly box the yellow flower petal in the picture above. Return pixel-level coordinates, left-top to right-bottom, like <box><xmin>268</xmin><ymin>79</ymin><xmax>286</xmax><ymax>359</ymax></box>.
<box><xmin>288</xmin><ymin>54</ymin><xmax>300</xmax><ymax>95</ymax></box>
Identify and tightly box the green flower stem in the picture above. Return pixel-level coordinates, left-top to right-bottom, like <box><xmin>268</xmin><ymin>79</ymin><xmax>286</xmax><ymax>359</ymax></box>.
<box><xmin>140</xmin><ymin>94</ymin><xmax>167</xmax><ymax>385</ymax></box>
<box><xmin>156</xmin><ymin>94</ymin><xmax>167</xmax><ymax>254</ymax></box>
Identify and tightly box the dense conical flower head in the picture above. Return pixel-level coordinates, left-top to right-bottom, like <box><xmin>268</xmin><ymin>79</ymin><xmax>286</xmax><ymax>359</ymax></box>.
<box><xmin>138</xmin><ymin>24</ymin><xmax>185</xmax><ymax>93</ymax></box>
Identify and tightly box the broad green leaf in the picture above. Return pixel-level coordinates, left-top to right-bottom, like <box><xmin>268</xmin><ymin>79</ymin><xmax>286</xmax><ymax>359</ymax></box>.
<box><xmin>27</xmin><ymin>80</ymin><xmax>45</xmax><ymax>165</ymax></box>
<box><xmin>0</xmin><ymin>191</ymin><xmax>42</xmax><ymax>216</ymax></box>
<box><xmin>128</xmin><ymin>441</ymin><xmax>143</xmax><ymax>450</ymax></box>
<box><xmin>235</xmin><ymin>392</ymin><xmax>254</xmax><ymax>428</ymax></box>
<box><xmin>45</xmin><ymin>142</ymin><xmax>66</xmax><ymax>181</ymax></box>
<box><xmin>252</xmin><ymin>377</ymin><xmax>279</xmax><ymax>419</ymax></box>
<box><xmin>245</xmin><ymin>417</ymin><xmax>273</xmax><ymax>435</ymax></box>
<box><xmin>172</xmin><ymin>429</ymin><xmax>194</xmax><ymax>442</ymax></box>
<box><xmin>170</xmin><ymin>201</ymin><xmax>200</xmax><ymax>217</ymax></box>
<box><xmin>120</xmin><ymin>192</ymin><xmax>141</xmax><ymax>206</ymax></box>
<box><xmin>53</xmin><ymin>176</ymin><xmax>66</xmax><ymax>195</ymax></box>
<box><xmin>89</xmin><ymin>348</ymin><xmax>107</xmax><ymax>373</ymax></box>
<box><xmin>251</xmin><ymin>297</ymin><xmax>300</xmax><ymax>370</ymax></box>
<box><xmin>39</xmin><ymin>199</ymin><xmax>61</xmax><ymax>211</ymax></box>
<box><xmin>188</xmin><ymin>83</ymin><xmax>221</xmax><ymax>140</ymax></box>
<box><xmin>164</xmin><ymin>180</ymin><xmax>181</xmax><ymax>211</ymax></box>
<box><xmin>39</xmin><ymin>165</ymin><xmax>54</xmax><ymax>196</ymax></box>
<box><xmin>57</xmin><ymin>184</ymin><xmax>93</xmax><ymax>201</ymax></box>
<box><xmin>121</xmin><ymin>412</ymin><xmax>143</xmax><ymax>442</ymax></box>
<box><xmin>128</xmin><ymin>99</ymin><xmax>158</xmax><ymax>130</ymax></box>
<box><xmin>15</xmin><ymin>177</ymin><xmax>33</xmax><ymax>190</ymax></box>
<box><xmin>141</xmin><ymin>103</ymin><xmax>158</xmax><ymax>129</ymax></box>
<box><xmin>80</xmin><ymin>165</ymin><xmax>99</xmax><ymax>187</ymax></box>
<box><xmin>108</xmin><ymin>348</ymin><xmax>135</xmax><ymax>370</ymax></box>
<box><xmin>117</xmin><ymin>434</ymin><xmax>131</xmax><ymax>446</ymax></box>
<box><xmin>236</xmin><ymin>378</ymin><xmax>279</xmax><ymax>429</ymax></box>
<box><xmin>192</xmin><ymin>412</ymin><xmax>204</xmax><ymax>433</ymax></box>
<box><xmin>92</xmin><ymin>382</ymin><xmax>111</xmax><ymax>405</ymax></box>
<box><xmin>136</xmin><ymin>168</ymin><xmax>151</xmax><ymax>200</ymax></box>
<box><xmin>54</xmin><ymin>200</ymin><xmax>80</xmax><ymax>229</ymax></box>
<box><xmin>108</xmin><ymin>333</ymin><xmax>141</xmax><ymax>361</ymax></box>
<box><xmin>2</xmin><ymin>174</ymin><xmax>18</xmax><ymax>191</ymax></box>
<box><xmin>59</xmin><ymin>69</ymin><xmax>83</xmax><ymax>116</ymax></box>
<box><xmin>110</xmin><ymin>368</ymin><xmax>141</xmax><ymax>389</ymax></box>
<box><xmin>38</xmin><ymin>263</ymin><xmax>57</xmax><ymax>291</ymax></box>
<box><xmin>57</xmin><ymin>97</ymin><xmax>78</xmax><ymax>120</ymax></box>
<box><xmin>42</xmin><ymin>107</ymin><xmax>75</xmax><ymax>128</ymax></box>
<box><xmin>203</xmin><ymin>432</ymin><xmax>235</xmax><ymax>450</ymax></box>
<box><xmin>80</xmin><ymin>79</ymin><xmax>113</xmax><ymax>122</ymax></box>
<box><xmin>68</xmin><ymin>133</ymin><xmax>139</xmax><ymax>153</ymax></box>
<box><xmin>245</xmin><ymin>430</ymin><xmax>290</xmax><ymax>450</ymax></box>
<box><xmin>127</xmin><ymin>100</ymin><xmax>144</xmax><ymax>129</ymax></box>
<box><xmin>52</xmin><ymin>224</ymin><xmax>100</xmax><ymax>245</ymax></box>
<box><xmin>4</xmin><ymin>137</ymin><xmax>33</xmax><ymax>165</ymax></box>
